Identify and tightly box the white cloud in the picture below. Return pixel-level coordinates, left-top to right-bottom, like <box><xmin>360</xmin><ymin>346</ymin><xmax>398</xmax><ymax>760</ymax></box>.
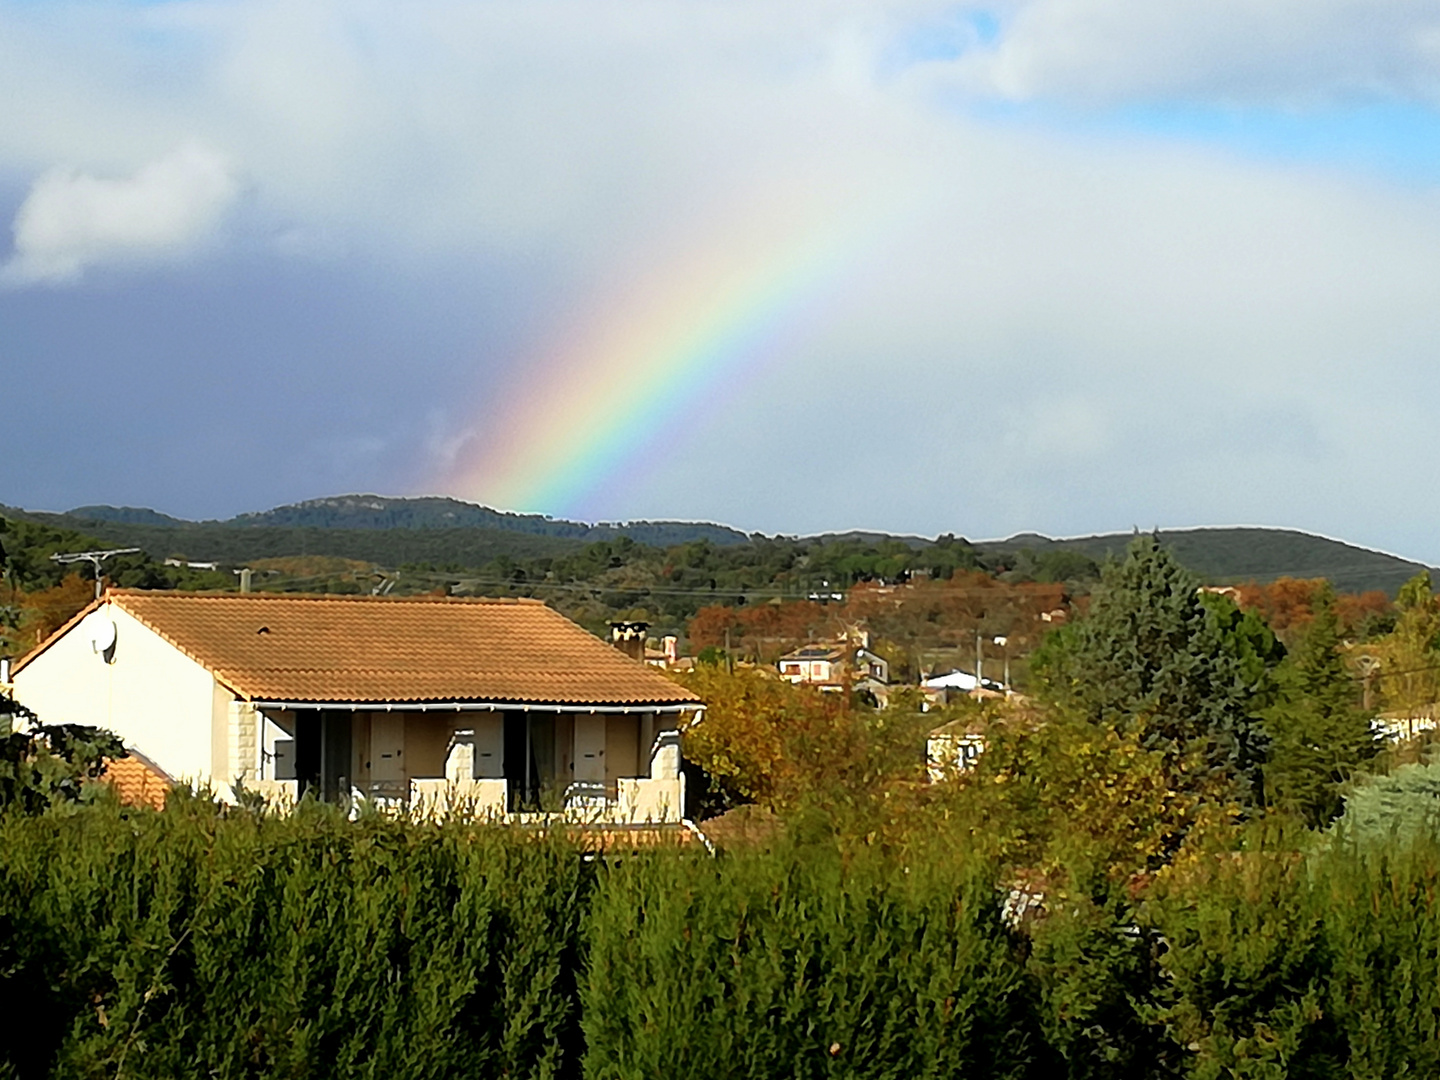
<box><xmin>941</xmin><ymin>0</ymin><xmax>1440</xmax><ymax>106</ymax></box>
<box><xmin>4</xmin><ymin>144</ymin><xmax>239</xmax><ymax>285</ymax></box>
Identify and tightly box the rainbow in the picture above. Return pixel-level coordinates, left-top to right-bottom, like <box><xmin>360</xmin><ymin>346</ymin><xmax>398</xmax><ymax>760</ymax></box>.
<box><xmin>443</xmin><ymin>204</ymin><xmax>889</xmax><ymax>519</ymax></box>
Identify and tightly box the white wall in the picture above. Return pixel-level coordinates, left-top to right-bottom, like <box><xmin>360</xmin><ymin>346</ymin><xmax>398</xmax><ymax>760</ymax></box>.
<box><xmin>12</xmin><ymin>602</ymin><xmax>220</xmax><ymax>785</ymax></box>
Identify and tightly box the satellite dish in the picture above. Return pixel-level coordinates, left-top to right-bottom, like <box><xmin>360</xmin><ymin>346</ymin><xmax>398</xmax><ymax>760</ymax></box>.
<box><xmin>90</xmin><ymin>618</ymin><xmax>117</xmax><ymax>655</ymax></box>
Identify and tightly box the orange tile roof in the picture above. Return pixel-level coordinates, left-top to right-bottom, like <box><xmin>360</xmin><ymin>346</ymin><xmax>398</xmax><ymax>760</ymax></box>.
<box><xmin>99</xmin><ymin>751</ymin><xmax>172</xmax><ymax>810</ymax></box>
<box><xmin>64</xmin><ymin>591</ymin><xmax>699</xmax><ymax>708</ymax></box>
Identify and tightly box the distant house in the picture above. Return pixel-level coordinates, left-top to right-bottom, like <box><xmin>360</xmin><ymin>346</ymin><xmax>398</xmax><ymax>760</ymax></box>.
<box><xmin>163</xmin><ymin>558</ymin><xmax>219</xmax><ymax>571</ymax></box>
<box><xmin>1374</xmin><ymin>705</ymin><xmax>1439</xmax><ymax>741</ymax></box>
<box><xmin>921</xmin><ymin>669</ymin><xmax>1005</xmax><ymax>709</ymax></box>
<box><xmin>1198</xmin><ymin>586</ymin><xmax>1242</xmax><ymax>602</ymax></box>
<box><xmin>926</xmin><ymin>717</ymin><xmax>986</xmax><ymax>780</ymax></box>
<box><xmin>778</xmin><ymin>637</ymin><xmax>889</xmax><ymax>695</ymax></box>
<box><xmin>11</xmin><ymin>590</ymin><xmax>702</xmax><ymax>823</ymax></box>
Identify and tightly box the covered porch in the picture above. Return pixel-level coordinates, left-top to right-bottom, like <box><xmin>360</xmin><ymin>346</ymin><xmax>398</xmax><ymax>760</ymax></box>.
<box><xmin>249</xmin><ymin>702</ymin><xmax>692</xmax><ymax>823</ymax></box>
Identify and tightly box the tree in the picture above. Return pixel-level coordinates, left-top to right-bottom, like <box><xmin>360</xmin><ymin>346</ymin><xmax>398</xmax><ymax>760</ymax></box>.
<box><xmin>675</xmin><ymin>665</ymin><xmax>862</xmax><ymax>812</ymax></box>
<box><xmin>1261</xmin><ymin>583</ymin><xmax>1378</xmax><ymax>826</ymax></box>
<box><xmin>4</xmin><ymin>573</ymin><xmax>94</xmax><ymax>655</ymax></box>
<box><xmin>1369</xmin><ymin>571</ymin><xmax>1440</xmax><ymax>724</ymax></box>
<box><xmin>1334</xmin><ymin>759</ymin><xmax>1440</xmax><ymax>843</ymax></box>
<box><xmin>673</xmin><ymin>666</ymin><xmax>929</xmax><ymax>823</ymax></box>
<box><xmin>1033</xmin><ymin>535</ymin><xmax>1281</xmax><ymax>813</ymax></box>
<box><xmin>0</xmin><ymin>701</ymin><xmax>127</xmax><ymax>815</ymax></box>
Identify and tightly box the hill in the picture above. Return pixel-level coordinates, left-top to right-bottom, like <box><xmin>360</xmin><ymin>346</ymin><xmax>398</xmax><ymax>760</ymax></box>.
<box><xmin>7</xmin><ymin>495</ymin><xmax>1434</xmax><ymax>597</ymax></box>
<box><xmin>980</xmin><ymin>527</ymin><xmax>1435</xmax><ymax>596</ymax></box>
<box><xmin>50</xmin><ymin>495</ymin><xmax>750</xmax><ymax>551</ymax></box>
<box><xmin>65</xmin><ymin>505</ymin><xmax>189</xmax><ymax>527</ymax></box>
<box><xmin>14</xmin><ymin>516</ymin><xmax>587</xmax><ymax>567</ymax></box>
<box><xmin>226</xmin><ymin>495</ymin><xmax>751</xmax><ymax>546</ymax></box>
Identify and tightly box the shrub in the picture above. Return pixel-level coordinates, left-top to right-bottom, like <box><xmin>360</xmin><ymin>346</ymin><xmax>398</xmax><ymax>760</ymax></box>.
<box><xmin>581</xmin><ymin>843</ymin><xmax>1036</xmax><ymax>1080</ymax></box>
<box><xmin>0</xmin><ymin>799</ymin><xmax>592</xmax><ymax>1080</ymax></box>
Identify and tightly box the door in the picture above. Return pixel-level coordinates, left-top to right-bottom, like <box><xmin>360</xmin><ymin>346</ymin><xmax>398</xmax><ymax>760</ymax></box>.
<box><xmin>604</xmin><ymin>715</ymin><xmax>639</xmax><ymax>795</ymax></box>
<box><xmin>503</xmin><ymin>713</ymin><xmax>539</xmax><ymax>810</ymax></box>
<box><xmin>473</xmin><ymin>716</ymin><xmax>504</xmax><ymax>779</ymax></box>
<box><xmin>573</xmin><ymin>715</ymin><xmax>606</xmax><ymax>784</ymax></box>
<box><xmin>371</xmin><ymin>714</ymin><xmax>405</xmax><ymax>797</ymax></box>
<box><xmin>296</xmin><ymin>711</ymin><xmax>353</xmax><ymax>802</ymax></box>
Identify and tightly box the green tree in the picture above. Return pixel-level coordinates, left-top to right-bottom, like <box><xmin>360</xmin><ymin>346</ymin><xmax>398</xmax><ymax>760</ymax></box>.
<box><xmin>0</xmin><ymin>711</ymin><xmax>126</xmax><ymax>815</ymax></box>
<box><xmin>1262</xmin><ymin>583</ymin><xmax>1378</xmax><ymax>826</ymax></box>
<box><xmin>1334</xmin><ymin>759</ymin><xmax>1440</xmax><ymax>843</ymax></box>
<box><xmin>1034</xmin><ymin>535</ymin><xmax>1280</xmax><ymax>813</ymax></box>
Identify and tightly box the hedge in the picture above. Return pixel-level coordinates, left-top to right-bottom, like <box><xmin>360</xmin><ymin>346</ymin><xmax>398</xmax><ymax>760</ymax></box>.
<box><xmin>3</xmin><ymin>798</ymin><xmax>1439</xmax><ymax>1080</ymax></box>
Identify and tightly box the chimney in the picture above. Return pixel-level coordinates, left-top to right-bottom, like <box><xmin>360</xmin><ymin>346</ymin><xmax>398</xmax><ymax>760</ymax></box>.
<box><xmin>236</xmin><ymin>568</ymin><xmax>253</xmax><ymax>593</ymax></box>
<box><xmin>663</xmin><ymin>635</ymin><xmax>678</xmax><ymax>666</ymax></box>
<box><xmin>609</xmin><ymin>620</ymin><xmax>649</xmax><ymax>662</ymax></box>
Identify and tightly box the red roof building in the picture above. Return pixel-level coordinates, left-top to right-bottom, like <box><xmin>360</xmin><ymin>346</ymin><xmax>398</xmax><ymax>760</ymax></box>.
<box><xmin>13</xmin><ymin>591</ymin><xmax>701</xmax><ymax>822</ymax></box>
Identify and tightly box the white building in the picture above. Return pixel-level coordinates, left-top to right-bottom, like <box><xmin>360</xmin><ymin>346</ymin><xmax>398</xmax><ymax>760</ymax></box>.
<box><xmin>10</xmin><ymin>590</ymin><xmax>703</xmax><ymax>822</ymax></box>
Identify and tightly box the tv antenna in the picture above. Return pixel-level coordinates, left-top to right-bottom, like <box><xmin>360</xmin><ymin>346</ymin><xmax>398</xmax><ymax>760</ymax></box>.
<box><xmin>50</xmin><ymin>548</ymin><xmax>141</xmax><ymax>599</ymax></box>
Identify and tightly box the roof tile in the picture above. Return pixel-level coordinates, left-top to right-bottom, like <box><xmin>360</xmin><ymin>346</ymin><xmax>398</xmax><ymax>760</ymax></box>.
<box><xmin>99</xmin><ymin>752</ymin><xmax>172</xmax><ymax>810</ymax></box>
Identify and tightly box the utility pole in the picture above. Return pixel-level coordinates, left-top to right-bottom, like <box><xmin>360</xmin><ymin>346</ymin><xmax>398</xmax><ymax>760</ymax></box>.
<box><xmin>50</xmin><ymin>548</ymin><xmax>141</xmax><ymax>600</ymax></box>
<box><xmin>993</xmin><ymin>636</ymin><xmax>1010</xmax><ymax>696</ymax></box>
<box><xmin>975</xmin><ymin>629</ymin><xmax>983</xmax><ymax>688</ymax></box>
<box><xmin>1357</xmin><ymin>654</ymin><xmax>1381</xmax><ymax>713</ymax></box>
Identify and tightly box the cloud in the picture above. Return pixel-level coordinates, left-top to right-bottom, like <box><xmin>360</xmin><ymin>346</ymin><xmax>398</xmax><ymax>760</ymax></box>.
<box><xmin>941</xmin><ymin>0</ymin><xmax>1440</xmax><ymax>107</ymax></box>
<box><xmin>4</xmin><ymin>144</ymin><xmax>239</xmax><ymax>285</ymax></box>
<box><xmin>2</xmin><ymin>2</ymin><xmax>1440</xmax><ymax>558</ymax></box>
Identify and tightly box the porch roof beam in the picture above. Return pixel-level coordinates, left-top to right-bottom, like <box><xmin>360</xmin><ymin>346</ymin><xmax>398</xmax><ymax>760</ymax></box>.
<box><xmin>250</xmin><ymin>700</ymin><xmax>700</xmax><ymax>715</ymax></box>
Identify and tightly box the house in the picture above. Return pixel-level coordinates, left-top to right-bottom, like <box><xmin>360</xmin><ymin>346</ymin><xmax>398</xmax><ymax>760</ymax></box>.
<box><xmin>778</xmin><ymin>633</ymin><xmax>889</xmax><ymax>695</ymax></box>
<box><xmin>9</xmin><ymin>590</ymin><xmax>702</xmax><ymax>823</ymax></box>
<box><xmin>778</xmin><ymin>644</ymin><xmax>847</xmax><ymax>686</ymax></box>
<box><xmin>925</xmin><ymin>717</ymin><xmax>987</xmax><ymax>780</ymax></box>
<box><xmin>921</xmin><ymin>669</ymin><xmax>1006</xmax><ymax>709</ymax></box>
<box><xmin>1373</xmin><ymin>705</ymin><xmax>1439</xmax><ymax>741</ymax></box>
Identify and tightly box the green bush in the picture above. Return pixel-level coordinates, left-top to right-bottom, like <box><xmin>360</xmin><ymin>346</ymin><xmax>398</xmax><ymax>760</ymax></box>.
<box><xmin>1146</xmin><ymin>825</ymin><xmax>1440</xmax><ymax>1080</ymax></box>
<box><xmin>0</xmin><ymin>799</ymin><xmax>592</xmax><ymax>1080</ymax></box>
<box><xmin>581</xmin><ymin>845</ymin><xmax>1036</xmax><ymax>1080</ymax></box>
<box><xmin>6</xmin><ymin>796</ymin><xmax>1440</xmax><ymax>1080</ymax></box>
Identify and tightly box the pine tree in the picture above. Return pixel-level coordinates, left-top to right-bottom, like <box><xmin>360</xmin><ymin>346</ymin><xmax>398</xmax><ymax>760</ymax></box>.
<box><xmin>1035</xmin><ymin>534</ymin><xmax>1280</xmax><ymax>810</ymax></box>
<box><xmin>1262</xmin><ymin>583</ymin><xmax>1378</xmax><ymax>826</ymax></box>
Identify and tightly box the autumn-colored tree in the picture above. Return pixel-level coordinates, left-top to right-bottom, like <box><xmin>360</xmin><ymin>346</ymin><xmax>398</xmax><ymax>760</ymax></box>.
<box><xmin>674</xmin><ymin>665</ymin><xmax>930</xmax><ymax>819</ymax></box>
<box><xmin>1236</xmin><ymin>577</ymin><xmax>1323</xmax><ymax>639</ymax></box>
<box><xmin>1236</xmin><ymin>577</ymin><xmax>1393</xmax><ymax>645</ymax></box>
<box><xmin>954</xmin><ymin>705</ymin><xmax>1234</xmax><ymax>883</ymax></box>
<box><xmin>1</xmin><ymin>574</ymin><xmax>95</xmax><ymax>656</ymax></box>
<box><xmin>845</xmin><ymin>574</ymin><xmax>1066</xmax><ymax>664</ymax></box>
<box><xmin>686</xmin><ymin>601</ymin><xmax>842</xmax><ymax>662</ymax></box>
<box><xmin>1363</xmin><ymin>571</ymin><xmax>1440</xmax><ymax>725</ymax></box>
<box><xmin>1335</xmin><ymin>588</ymin><xmax>1393</xmax><ymax>638</ymax></box>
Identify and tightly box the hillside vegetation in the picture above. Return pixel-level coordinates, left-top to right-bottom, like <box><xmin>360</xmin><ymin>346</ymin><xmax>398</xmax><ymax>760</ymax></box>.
<box><xmin>985</xmin><ymin>526</ymin><xmax>1432</xmax><ymax>596</ymax></box>
<box><xmin>10</xmin><ymin>495</ymin><xmax>1431</xmax><ymax>597</ymax></box>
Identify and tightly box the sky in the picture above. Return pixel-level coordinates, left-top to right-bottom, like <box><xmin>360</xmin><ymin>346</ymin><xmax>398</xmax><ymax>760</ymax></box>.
<box><xmin>4</xmin><ymin>1</ymin><xmax>1440</xmax><ymax>562</ymax></box>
